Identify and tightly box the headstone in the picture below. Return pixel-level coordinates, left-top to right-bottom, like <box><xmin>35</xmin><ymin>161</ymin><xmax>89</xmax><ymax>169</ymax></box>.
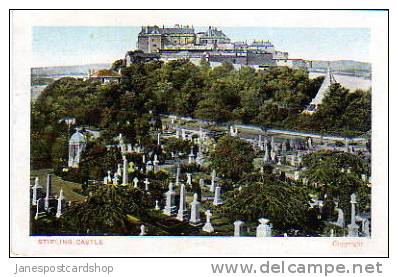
<box><xmin>213</xmin><ymin>186</ymin><xmax>223</xmax><ymax>205</ymax></box>
<box><xmin>139</xmin><ymin>225</ymin><xmax>146</xmax><ymax>236</ymax></box>
<box><xmin>55</xmin><ymin>189</ymin><xmax>65</xmax><ymax>218</ymax></box>
<box><xmin>103</xmin><ymin>176</ymin><xmax>108</xmax><ymax>185</ymax></box>
<box><xmin>163</xmin><ymin>183</ymin><xmax>177</xmax><ymax>216</ymax></box>
<box><xmin>256</xmin><ymin>218</ymin><xmax>272</xmax><ymax>237</ymax></box>
<box><xmin>361</xmin><ymin>174</ymin><xmax>367</xmax><ymax>182</ymax></box>
<box><xmin>210</xmin><ymin>169</ymin><xmax>216</xmax><ymax>192</ymax></box>
<box><xmin>155</xmin><ymin>200</ymin><xmax>160</xmax><ymax>210</ymax></box>
<box><xmin>176</xmin><ymin>184</ymin><xmax>188</xmax><ymax>221</ymax></box>
<box><xmin>44</xmin><ymin>174</ymin><xmax>52</xmax><ymax>211</ymax></box>
<box><xmin>336</xmin><ymin>208</ymin><xmax>345</xmax><ymax>227</ymax></box>
<box><xmin>188</xmin><ymin>147</ymin><xmax>195</xmax><ymax>164</ymax></box>
<box><xmin>157</xmin><ymin>132</ymin><xmax>161</xmax><ymax>146</ymax></box>
<box><xmin>347</xmin><ymin>193</ymin><xmax>359</xmax><ymax>237</ymax></box>
<box><xmin>234</xmin><ymin>220</ymin><xmax>244</xmax><ymax>237</ymax></box>
<box><xmin>330</xmin><ymin>229</ymin><xmax>335</xmax><ymax>237</ymax></box>
<box><xmin>199</xmin><ymin>178</ymin><xmax>205</xmax><ymax>187</ymax></box>
<box><xmin>186</xmin><ymin>173</ymin><xmax>192</xmax><ymax>185</ymax></box>
<box><xmin>202</xmin><ymin>210</ymin><xmax>214</xmax><ymax>233</ymax></box>
<box><xmin>144</xmin><ymin>178</ymin><xmax>150</xmax><ymax>191</ymax></box>
<box><xmin>133</xmin><ymin>177</ymin><xmax>139</xmax><ymax>188</ymax></box>
<box><xmin>189</xmin><ymin>193</ymin><xmax>201</xmax><ymax>226</ymax></box>
<box><xmin>117</xmin><ymin>163</ymin><xmax>122</xmax><ymax>176</ymax></box>
<box><xmin>32</xmin><ymin>177</ymin><xmax>42</xmax><ymax>205</ymax></box>
<box><xmin>263</xmin><ymin>144</ymin><xmax>269</xmax><ymax>163</ymax></box>
<box><xmin>122</xmin><ymin>155</ymin><xmax>128</xmax><ymax>185</ymax></box>
<box><xmin>307</xmin><ymin>137</ymin><xmax>313</xmax><ymax>150</ymax></box>
<box><xmin>153</xmin><ymin>154</ymin><xmax>159</xmax><ymax>173</ymax></box>
<box><xmin>34</xmin><ymin>198</ymin><xmax>42</xmax><ymax>220</ymax></box>
<box><xmin>112</xmin><ymin>173</ymin><xmax>119</xmax><ymax>185</ymax></box>
<box><xmin>350</xmin><ymin>193</ymin><xmax>357</xmax><ymax>224</ymax></box>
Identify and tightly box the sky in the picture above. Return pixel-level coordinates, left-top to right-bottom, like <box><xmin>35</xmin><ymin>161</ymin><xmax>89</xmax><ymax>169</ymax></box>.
<box><xmin>32</xmin><ymin>26</ymin><xmax>370</xmax><ymax>67</ymax></box>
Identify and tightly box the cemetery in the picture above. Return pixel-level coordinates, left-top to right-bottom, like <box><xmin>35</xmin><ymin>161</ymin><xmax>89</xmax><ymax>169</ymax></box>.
<box><xmin>30</xmin><ymin>113</ymin><xmax>371</xmax><ymax>237</ymax></box>
<box><xmin>30</xmin><ymin>58</ymin><xmax>371</xmax><ymax>238</ymax></box>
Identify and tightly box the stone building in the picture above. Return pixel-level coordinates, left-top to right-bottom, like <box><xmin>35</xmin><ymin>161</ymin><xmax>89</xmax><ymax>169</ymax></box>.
<box><xmin>137</xmin><ymin>25</ymin><xmax>196</xmax><ymax>53</ymax></box>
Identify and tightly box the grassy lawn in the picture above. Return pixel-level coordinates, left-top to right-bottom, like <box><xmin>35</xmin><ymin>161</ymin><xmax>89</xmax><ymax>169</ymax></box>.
<box><xmin>30</xmin><ymin>169</ymin><xmax>85</xmax><ymax>202</ymax></box>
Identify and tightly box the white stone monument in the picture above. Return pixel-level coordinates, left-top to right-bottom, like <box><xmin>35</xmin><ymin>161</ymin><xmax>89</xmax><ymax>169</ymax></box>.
<box><xmin>122</xmin><ymin>155</ymin><xmax>128</xmax><ymax>185</ymax></box>
<box><xmin>144</xmin><ymin>178</ymin><xmax>150</xmax><ymax>191</ymax></box>
<box><xmin>56</xmin><ymin>189</ymin><xmax>65</xmax><ymax>218</ymax></box>
<box><xmin>234</xmin><ymin>220</ymin><xmax>244</xmax><ymax>237</ymax></box>
<box><xmin>163</xmin><ymin>183</ymin><xmax>177</xmax><ymax>216</ymax></box>
<box><xmin>256</xmin><ymin>218</ymin><xmax>272</xmax><ymax>237</ymax></box>
<box><xmin>139</xmin><ymin>225</ymin><xmax>146</xmax><ymax>236</ymax></box>
<box><xmin>186</xmin><ymin>173</ymin><xmax>192</xmax><ymax>185</ymax></box>
<box><xmin>347</xmin><ymin>193</ymin><xmax>359</xmax><ymax>237</ymax></box>
<box><xmin>176</xmin><ymin>184</ymin><xmax>188</xmax><ymax>221</ymax></box>
<box><xmin>189</xmin><ymin>193</ymin><xmax>201</xmax><ymax>226</ymax></box>
<box><xmin>213</xmin><ymin>186</ymin><xmax>223</xmax><ymax>205</ymax></box>
<box><xmin>133</xmin><ymin>177</ymin><xmax>139</xmax><ymax>188</ymax></box>
<box><xmin>44</xmin><ymin>174</ymin><xmax>52</xmax><ymax>211</ymax></box>
<box><xmin>202</xmin><ymin>210</ymin><xmax>214</xmax><ymax>233</ymax></box>
<box><xmin>32</xmin><ymin>177</ymin><xmax>42</xmax><ymax>205</ymax></box>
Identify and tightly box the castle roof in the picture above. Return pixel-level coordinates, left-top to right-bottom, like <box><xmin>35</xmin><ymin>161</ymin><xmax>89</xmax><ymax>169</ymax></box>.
<box><xmin>139</xmin><ymin>26</ymin><xmax>195</xmax><ymax>36</ymax></box>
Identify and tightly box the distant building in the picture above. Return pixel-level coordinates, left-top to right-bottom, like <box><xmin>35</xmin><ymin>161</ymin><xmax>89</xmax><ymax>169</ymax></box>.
<box><xmin>88</xmin><ymin>69</ymin><xmax>121</xmax><ymax>84</ymax></box>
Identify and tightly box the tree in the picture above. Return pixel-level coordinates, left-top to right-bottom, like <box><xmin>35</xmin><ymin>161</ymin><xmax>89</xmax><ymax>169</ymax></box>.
<box><xmin>210</xmin><ymin>136</ymin><xmax>255</xmax><ymax>180</ymax></box>
<box><xmin>219</xmin><ymin>173</ymin><xmax>318</xmax><ymax>234</ymax></box>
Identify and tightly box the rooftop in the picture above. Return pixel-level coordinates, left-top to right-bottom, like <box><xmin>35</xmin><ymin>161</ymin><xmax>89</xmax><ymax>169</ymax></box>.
<box><xmin>90</xmin><ymin>69</ymin><xmax>121</xmax><ymax>78</ymax></box>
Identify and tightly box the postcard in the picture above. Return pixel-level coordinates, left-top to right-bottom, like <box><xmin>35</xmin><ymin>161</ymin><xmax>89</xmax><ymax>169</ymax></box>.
<box><xmin>10</xmin><ymin>10</ymin><xmax>388</xmax><ymax>257</ymax></box>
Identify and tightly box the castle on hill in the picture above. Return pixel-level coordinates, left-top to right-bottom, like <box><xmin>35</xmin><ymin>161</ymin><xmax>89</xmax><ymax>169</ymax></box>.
<box><xmin>130</xmin><ymin>25</ymin><xmax>306</xmax><ymax>69</ymax></box>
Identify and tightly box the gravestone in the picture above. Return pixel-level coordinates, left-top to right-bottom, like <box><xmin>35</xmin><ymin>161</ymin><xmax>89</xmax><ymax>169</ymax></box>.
<box><xmin>210</xmin><ymin>169</ymin><xmax>216</xmax><ymax>192</ymax></box>
<box><xmin>144</xmin><ymin>178</ymin><xmax>150</xmax><ymax>191</ymax></box>
<box><xmin>32</xmin><ymin>177</ymin><xmax>42</xmax><ymax>205</ymax></box>
<box><xmin>202</xmin><ymin>210</ymin><xmax>214</xmax><ymax>233</ymax></box>
<box><xmin>44</xmin><ymin>174</ymin><xmax>52</xmax><ymax>211</ymax></box>
<box><xmin>176</xmin><ymin>183</ymin><xmax>188</xmax><ymax>221</ymax></box>
<box><xmin>347</xmin><ymin>193</ymin><xmax>359</xmax><ymax>237</ymax></box>
<box><xmin>122</xmin><ymin>155</ymin><xmax>128</xmax><ymax>185</ymax></box>
<box><xmin>188</xmin><ymin>147</ymin><xmax>195</xmax><ymax>164</ymax></box>
<box><xmin>213</xmin><ymin>186</ymin><xmax>223</xmax><ymax>205</ymax></box>
<box><xmin>55</xmin><ymin>189</ymin><xmax>65</xmax><ymax>218</ymax></box>
<box><xmin>133</xmin><ymin>177</ymin><xmax>139</xmax><ymax>188</ymax></box>
<box><xmin>186</xmin><ymin>173</ymin><xmax>192</xmax><ymax>185</ymax></box>
<box><xmin>256</xmin><ymin>218</ymin><xmax>272</xmax><ymax>237</ymax></box>
<box><xmin>155</xmin><ymin>200</ymin><xmax>160</xmax><ymax>210</ymax></box>
<box><xmin>163</xmin><ymin>183</ymin><xmax>177</xmax><ymax>216</ymax></box>
<box><xmin>117</xmin><ymin>163</ymin><xmax>122</xmax><ymax>176</ymax></box>
<box><xmin>234</xmin><ymin>220</ymin><xmax>244</xmax><ymax>237</ymax></box>
<box><xmin>112</xmin><ymin>173</ymin><xmax>119</xmax><ymax>185</ymax></box>
<box><xmin>189</xmin><ymin>193</ymin><xmax>201</xmax><ymax>226</ymax></box>
<box><xmin>336</xmin><ymin>208</ymin><xmax>345</xmax><ymax>227</ymax></box>
<box><xmin>139</xmin><ymin>225</ymin><xmax>146</xmax><ymax>236</ymax></box>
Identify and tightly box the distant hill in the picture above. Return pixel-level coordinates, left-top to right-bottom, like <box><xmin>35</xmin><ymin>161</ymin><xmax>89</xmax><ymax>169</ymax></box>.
<box><xmin>31</xmin><ymin>63</ymin><xmax>111</xmax><ymax>77</ymax></box>
<box><xmin>309</xmin><ymin>60</ymin><xmax>371</xmax><ymax>74</ymax></box>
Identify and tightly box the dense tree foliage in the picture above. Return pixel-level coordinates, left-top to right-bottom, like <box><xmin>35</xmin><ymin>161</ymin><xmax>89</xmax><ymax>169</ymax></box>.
<box><xmin>31</xmin><ymin>59</ymin><xmax>370</xmax><ymax>169</ymax></box>
<box><xmin>302</xmin><ymin>151</ymin><xmax>371</xmax><ymax>223</ymax></box>
<box><xmin>219</xmin><ymin>173</ymin><xmax>320</xmax><ymax>234</ymax></box>
<box><xmin>210</xmin><ymin>136</ymin><xmax>255</xmax><ymax>180</ymax></box>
